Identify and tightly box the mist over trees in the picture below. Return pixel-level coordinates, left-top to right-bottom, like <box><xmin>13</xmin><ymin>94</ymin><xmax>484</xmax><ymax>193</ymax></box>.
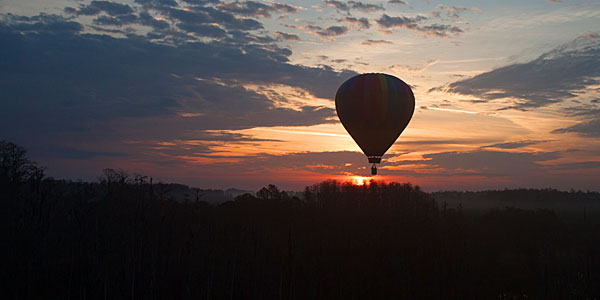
<box><xmin>3</xmin><ymin>140</ymin><xmax>600</xmax><ymax>299</ymax></box>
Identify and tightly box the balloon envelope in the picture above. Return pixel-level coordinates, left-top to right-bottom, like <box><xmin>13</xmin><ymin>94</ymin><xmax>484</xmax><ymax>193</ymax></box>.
<box><xmin>335</xmin><ymin>73</ymin><xmax>415</xmax><ymax>163</ymax></box>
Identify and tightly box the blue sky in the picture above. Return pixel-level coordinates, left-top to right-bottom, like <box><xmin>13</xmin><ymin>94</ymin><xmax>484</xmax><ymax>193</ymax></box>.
<box><xmin>1</xmin><ymin>0</ymin><xmax>599</xmax><ymax>190</ymax></box>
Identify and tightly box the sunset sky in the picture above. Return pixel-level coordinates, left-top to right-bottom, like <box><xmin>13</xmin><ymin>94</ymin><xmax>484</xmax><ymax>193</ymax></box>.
<box><xmin>2</xmin><ymin>0</ymin><xmax>599</xmax><ymax>191</ymax></box>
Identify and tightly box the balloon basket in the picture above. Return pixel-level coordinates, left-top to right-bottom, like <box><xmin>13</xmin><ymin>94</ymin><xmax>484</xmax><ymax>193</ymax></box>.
<box><xmin>371</xmin><ymin>164</ymin><xmax>377</xmax><ymax>176</ymax></box>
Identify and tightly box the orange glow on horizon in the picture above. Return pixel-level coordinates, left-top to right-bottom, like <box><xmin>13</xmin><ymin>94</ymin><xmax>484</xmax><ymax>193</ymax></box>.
<box><xmin>351</xmin><ymin>176</ymin><xmax>372</xmax><ymax>186</ymax></box>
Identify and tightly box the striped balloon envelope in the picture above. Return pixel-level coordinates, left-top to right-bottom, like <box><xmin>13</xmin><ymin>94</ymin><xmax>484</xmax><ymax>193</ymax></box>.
<box><xmin>335</xmin><ymin>73</ymin><xmax>415</xmax><ymax>174</ymax></box>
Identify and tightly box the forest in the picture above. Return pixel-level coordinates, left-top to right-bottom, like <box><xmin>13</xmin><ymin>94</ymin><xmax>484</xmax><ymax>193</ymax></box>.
<box><xmin>2</xmin><ymin>140</ymin><xmax>600</xmax><ymax>299</ymax></box>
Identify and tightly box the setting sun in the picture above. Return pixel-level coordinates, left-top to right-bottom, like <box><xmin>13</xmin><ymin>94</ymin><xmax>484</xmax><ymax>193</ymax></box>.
<box><xmin>351</xmin><ymin>176</ymin><xmax>371</xmax><ymax>186</ymax></box>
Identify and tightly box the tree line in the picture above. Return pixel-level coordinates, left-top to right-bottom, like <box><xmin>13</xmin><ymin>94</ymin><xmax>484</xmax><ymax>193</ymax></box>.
<box><xmin>2</xmin><ymin>140</ymin><xmax>600</xmax><ymax>299</ymax></box>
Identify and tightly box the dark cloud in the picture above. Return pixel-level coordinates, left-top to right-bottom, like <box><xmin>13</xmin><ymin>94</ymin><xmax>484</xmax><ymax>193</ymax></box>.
<box><xmin>272</xmin><ymin>3</ymin><xmax>298</xmax><ymax>14</ymax></box>
<box><xmin>551</xmin><ymin>161</ymin><xmax>600</xmax><ymax>170</ymax></box>
<box><xmin>93</xmin><ymin>14</ymin><xmax>138</xmax><ymax>26</ymax></box>
<box><xmin>166</xmin><ymin>6</ymin><xmax>212</xmax><ymax>23</ymax></box>
<box><xmin>218</xmin><ymin>1</ymin><xmax>274</xmax><ymax>17</ymax></box>
<box><xmin>134</xmin><ymin>0</ymin><xmax>179</xmax><ymax>9</ymax></box>
<box><xmin>275</xmin><ymin>31</ymin><xmax>300</xmax><ymax>41</ymax></box>
<box><xmin>89</xmin><ymin>25</ymin><xmax>126</xmax><ymax>34</ymax></box>
<box><xmin>483</xmin><ymin>140</ymin><xmax>547</xmax><ymax>149</ymax></box>
<box><xmin>224</xmin><ymin>30</ymin><xmax>279</xmax><ymax>45</ymax></box>
<box><xmin>444</xmin><ymin>34</ymin><xmax>600</xmax><ymax>110</ymax></box>
<box><xmin>552</xmin><ymin>118</ymin><xmax>600</xmax><ymax>137</ymax></box>
<box><xmin>323</xmin><ymin>0</ymin><xmax>383</xmax><ymax>13</ymax></box>
<box><xmin>418</xmin><ymin>24</ymin><xmax>463</xmax><ymax>37</ymax></box>
<box><xmin>323</xmin><ymin>0</ymin><xmax>349</xmax><ymax>11</ymax></box>
<box><xmin>246</xmin><ymin>149</ymin><xmax>560</xmax><ymax>180</ymax></box>
<box><xmin>375</xmin><ymin>14</ymin><xmax>462</xmax><ymax>37</ymax></box>
<box><xmin>286</xmin><ymin>24</ymin><xmax>322</xmax><ymax>32</ymax></box>
<box><xmin>339</xmin><ymin>17</ymin><xmax>370</xmax><ymax>29</ymax></box>
<box><xmin>362</xmin><ymin>39</ymin><xmax>392</xmax><ymax>45</ymax></box>
<box><xmin>154</xmin><ymin>151</ymin><xmax>370</xmax><ymax>180</ymax></box>
<box><xmin>138</xmin><ymin>11</ymin><xmax>170</xmax><ymax>30</ymax></box>
<box><xmin>217</xmin><ymin>1</ymin><xmax>297</xmax><ymax>18</ymax></box>
<box><xmin>347</xmin><ymin>1</ymin><xmax>384</xmax><ymax>13</ymax></box>
<box><xmin>194</xmin><ymin>6</ymin><xmax>264</xmax><ymax>30</ymax></box>
<box><xmin>317</xmin><ymin>25</ymin><xmax>348</xmax><ymax>37</ymax></box>
<box><xmin>176</xmin><ymin>22</ymin><xmax>227</xmax><ymax>37</ymax></box>
<box><xmin>389</xmin><ymin>0</ymin><xmax>408</xmax><ymax>4</ymax></box>
<box><xmin>181</xmin><ymin>0</ymin><xmax>220</xmax><ymax>5</ymax></box>
<box><xmin>0</xmin><ymin>15</ymin><xmax>355</xmax><ymax>160</ymax></box>
<box><xmin>76</xmin><ymin>1</ymin><xmax>135</xmax><ymax>16</ymax></box>
<box><xmin>2</xmin><ymin>13</ymin><xmax>83</xmax><ymax>34</ymax></box>
<box><xmin>144</xmin><ymin>28</ymin><xmax>196</xmax><ymax>43</ymax></box>
<box><xmin>420</xmin><ymin>150</ymin><xmax>558</xmax><ymax>176</ymax></box>
<box><xmin>165</xmin><ymin>6</ymin><xmax>263</xmax><ymax>32</ymax></box>
<box><xmin>375</xmin><ymin>14</ymin><xmax>425</xmax><ymax>29</ymax></box>
<box><xmin>250</xmin><ymin>151</ymin><xmax>367</xmax><ymax>175</ymax></box>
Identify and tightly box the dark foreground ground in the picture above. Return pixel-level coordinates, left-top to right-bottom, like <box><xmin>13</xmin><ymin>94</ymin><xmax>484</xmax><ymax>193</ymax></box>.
<box><xmin>3</xmin><ymin>141</ymin><xmax>600</xmax><ymax>299</ymax></box>
<box><xmin>4</xmin><ymin>176</ymin><xmax>600</xmax><ymax>300</ymax></box>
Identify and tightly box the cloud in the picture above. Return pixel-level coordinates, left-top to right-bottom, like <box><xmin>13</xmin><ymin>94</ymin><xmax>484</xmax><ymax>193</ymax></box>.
<box><xmin>180</xmin><ymin>0</ymin><xmax>220</xmax><ymax>5</ymax></box>
<box><xmin>550</xmin><ymin>161</ymin><xmax>600</xmax><ymax>170</ymax></box>
<box><xmin>218</xmin><ymin>1</ymin><xmax>277</xmax><ymax>17</ymax></box>
<box><xmin>92</xmin><ymin>14</ymin><xmax>139</xmax><ymax>26</ymax></box>
<box><xmin>235</xmin><ymin>151</ymin><xmax>367</xmax><ymax>175</ymax></box>
<box><xmin>375</xmin><ymin>14</ymin><xmax>464</xmax><ymax>37</ymax></box>
<box><xmin>362</xmin><ymin>39</ymin><xmax>392</xmax><ymax>45</ymax></box>
<box><xmin>176</xmin><ymin>22</ymin><xmax>227</xmax><ymax>37</ymax></box>
<box><xmin>275</xmin><ymin>31</ymin><xmax>300</xmax><ymax>41</ymax></box>
<box><xmin>75</xmin><ymin>1</ymin><xmax>135</xmax><ymax>16</ymax></box>
<box><xmin>291</xmin><ymin>24</ymin><xmax>322</xmax><ymax>31</ymax></box>
<box><xmin>547</xmin><ymin>0</ymin><xmax>564</xmax><ymax>3</ymax></box>
<box><xmin>339</xmin><ymin>17</ymin><xmax>370</xmax><ymax>29</ymax></box>
<box><xmin>138</xmin><ymin>11</ymin><xmax>170</xmax><ymax>29</ymax></box>
<box><xmin>389</xmin><ymin>59</ymin><xmax>437</xmax><ymax>72</ymax></box>
<box><xmin>323</xmin><ymin>0</ymin><xmax>349</xmax><ymax>11</ymax></box>
<box><xmin>65</xmin><ymin>0</ymin><xmax>276</xmax><ymax>39</ymax></box>
<box><xmin>217</xmin><ymin>1</ymin><xmax>298</xmax><ymax>18</ymax></box>
<box><xmin>418</xmin><ymin>24</ymin><xmax>463</xmax><ymax>37</ymax></box>
<box><xmin>375</xmin><ymin>14</ymin><xmax>426</xmax><ymax>29</ymax></box>
<box><xmin>0</xmin><ymin>13</ymin><xmax>356</xmax><ymax>162</ymax></box>
<box><xmin>134</xmin><ymin>0</ymin><xmax>179</xmax><ymax>9</ymax></box>
<box><xmin>2</xmin><ymin>13</ymin><xmax>83</xmax><ymax>33</ymax></box>
<box><xmin>174</xmin><ymin>6</ymin><xmax>264</xmax><ymax>31</ymax></box>
<box><xmin>552</xmin><ymin>118</ymin><xmax>600</xmax><ymax>137</ymax></box>
<box><xmin>272</xmin><ymin>3</ymin><xmax>299</xmax><ymax>14</ymax></box>
<box><xmin>316</xmin><ymin>25</ymin><xmax>348</xmax><ymax>37</ymax></box>
<box><xmin>323</xmin><ymin>0</ymin><xmax>383</xmax><ymax>13</ymax></box>
<box><xmin>482</xmin><ymin>140</ymin><xmax>548</xmax><ymax>149</ymax></box>
<box><xmin>418</xmin><ymin>150</ymin><xmax>558</xmax><ymax>176</ymax></box>
<box><xmin>348</xmin><ymin>1</ymin><xmax>384</xmax><ymax>13</ymax></box>
<box><xmin>432</xmin><ymin>5</ymin><xmax>468</xmax><ymax>19</ymax></box>
<box><xmin>443</xmin><ymin>34</ymin><xmax>600</xmax><ymax>110</ymax></box>
<box><xmin>389</xmin><ymin>0</ymin><xmax>408</xmax><ymax>5</ymax></box>
<box><xmin>224</xmin><ymin>29</ymin><xmax>279</xmax><ymax>45</ymax></box>
<box><xmin>165</xmin><ymin>6</ymin><xmax>212</xmax><ymax>24</ymax></box>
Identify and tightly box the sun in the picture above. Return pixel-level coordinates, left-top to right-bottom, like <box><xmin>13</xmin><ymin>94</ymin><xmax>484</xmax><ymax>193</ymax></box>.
<box><xmin>351</xmin><ymin>176</ymin><xmax>371</xmax><ymax>186</ymax></box>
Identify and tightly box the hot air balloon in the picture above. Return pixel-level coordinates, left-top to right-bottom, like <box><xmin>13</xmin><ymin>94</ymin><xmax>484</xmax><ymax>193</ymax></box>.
<box><xmin>335</xmin><ymin>73</ymin><xmax>415</xmax><ymax>176</ymax></box>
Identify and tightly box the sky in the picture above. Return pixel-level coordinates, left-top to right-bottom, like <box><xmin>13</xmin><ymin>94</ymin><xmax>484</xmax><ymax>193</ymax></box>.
<box><xmin>1</xmin><ymin>0</ymin><xmax>599</xmax><ymax>191</ymax></box>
